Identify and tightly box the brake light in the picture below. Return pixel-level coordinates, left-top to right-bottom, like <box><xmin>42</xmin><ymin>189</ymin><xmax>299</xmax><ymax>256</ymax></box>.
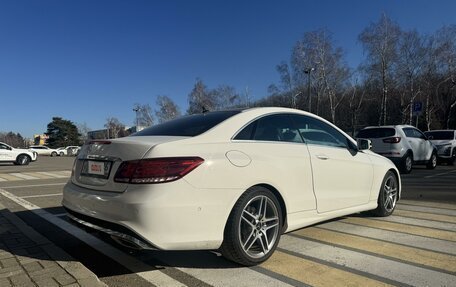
<box><xmin>114</xmin><ymin>157</ymin><xmax>204</xmax><ymax>184</ymax></box>
<box><xmin>383</xmin><ymin>137</ymin><xmax>401</xmax><ymax>143</ymax></box>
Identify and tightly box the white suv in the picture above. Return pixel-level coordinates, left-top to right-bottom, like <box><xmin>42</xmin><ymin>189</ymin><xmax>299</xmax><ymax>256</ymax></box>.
<box><xmin>357</xmin><ymin>125</ymin><xmax>437</xmax><ymax>173</ymax></box>
<box><xmin>424</xmin><ymin>130</ymin><xmax>456</xmax><ymax>165</ymax></box>
<box><xmin>29</xmin><ymin>145</ymin><xmax>59</xmax><ymax>157</ymax></box>
<box><xmin>0</xmin><ymin>142</ymin><xmax>38</xmax><ymax>165</ymax></box>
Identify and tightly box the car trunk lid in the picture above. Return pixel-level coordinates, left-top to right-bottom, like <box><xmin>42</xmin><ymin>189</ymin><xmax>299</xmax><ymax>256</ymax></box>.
<box><xmin>72</xmin><ymin>136</ymin><xmax>187</xmax><ymax>192</ymax></box>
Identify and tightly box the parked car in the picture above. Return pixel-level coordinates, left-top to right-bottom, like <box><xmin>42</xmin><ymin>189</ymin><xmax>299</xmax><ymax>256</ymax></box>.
<box><xmin>0</xmin><ymin>142</ymin><xmax>37</xmax><ymax>165</ymax></box>
<box><xmin>56</xmin><ymin>146</ymin><xmax>81</xmax><ymax>156</ymax></box>
<box><xmin>63</xmin><ymin>107</ymin><xmax>401</xmax><ymax>266</ymax></box>
<box><xmin>356</xmin><ymin>125</ymin><xmax>437</xmax><ymax>174</ymax></box>
<box><xmin>29</xmin><ymin>145</ymin><xmax>59</xmax><ymax>157</ymax></box>
<box><xmin>424</xmin><ymin>130</ymin><xmax>456</xmax><ymax>165</ymax></box>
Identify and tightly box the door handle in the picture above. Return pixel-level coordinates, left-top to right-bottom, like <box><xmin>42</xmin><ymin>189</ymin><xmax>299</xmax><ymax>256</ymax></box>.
<box><xmin>316</xmin><ymin>154</ymin><xmax>329</xmax><ymax>160</ymax></box>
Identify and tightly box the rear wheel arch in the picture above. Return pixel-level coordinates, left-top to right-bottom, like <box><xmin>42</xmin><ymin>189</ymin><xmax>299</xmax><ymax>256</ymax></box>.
<box><xmin>254</xmin><ymin>184</ymin><xmax>288</xmax><ymax>232</ymax></box>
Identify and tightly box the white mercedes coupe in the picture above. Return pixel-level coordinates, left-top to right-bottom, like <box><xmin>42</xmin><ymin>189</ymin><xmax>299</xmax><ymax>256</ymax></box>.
<box><xmin>63</xmin><ymin>107</ymin><xmax>400</xmax><ymax>266</ymax></box>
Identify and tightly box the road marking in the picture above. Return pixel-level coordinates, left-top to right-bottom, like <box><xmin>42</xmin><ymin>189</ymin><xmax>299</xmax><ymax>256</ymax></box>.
<box><xmin>424</xmin><ymin>169</ymin><xmax>456</xmax><ymax>178</ymax></box>
<box><xmin>261</xmin><ymin>250</ymin><xmax>393</xmax><ymax>287</ymax></box>
<box><xmin>319</xmin><ymin>221</ymin><xmax>456</xmax><ymax>255</ymax></box>
<box><xmin>21</xmin><ymin>172</ymin><xmax>54</xmax><ymax>179</ymax></box>
<box><xmin>399</xmin><ymin>200</ymin><xmax>456</xmax><ymax>210</ymax></box>
<box><xmin>9</xmin><ymin>173</ymin><xmax>40</xmax><ymax>180</ymax></box>
<box><xmin>293</xmin><ymin>227</ymin><xmax>456</xmax><ymax>273</ymax></box>
<box><xmin>36</xmin><ymin>171</ymin><xmax>69</xmax><ymax>178</ymax></box>
<box><xmin>279</xmin><ymin>235</ymin><xmax>456</xmax><ymax>287</ymax></box>
<box><xmin>394</xmin><ymin>209</ymin><xmax>456</xmax><ymax>224</ymax></box>
<box><xmin>0</xmin><ymin>178</ymin><xmax>6</xmax><ymax>182</ymax></box>
<box><xmin>0</xmin><ymin>174</ymin><xmax>23</xmax><ymax>181</ymax></box>
<box><xmin>2</xmin><ymin>183</ymin><xmax>67</xmax><ymax>189</ymax></box>
<box><xmin>397</xmin><ymin>204</ymin><xmax>456</xmax><ymax>216</ymax></box>
<box><xmin>343</xmin><ymin>217</ymin><xmax>456</xmax><ymax>241</ymax></box>
<box><xmin>21</xmin><ymin>193</ymin><xmax>62</xmax><ymax>199</ymax></box>
<box><xmin>0</xmin><ymin>188</ymin><xmax>187</xmax><ymax>287</ymax></box>
<box><xmin>376</xmin><ymin>214</ymin><xmax>456</xmax><ymax>231</ymax></box>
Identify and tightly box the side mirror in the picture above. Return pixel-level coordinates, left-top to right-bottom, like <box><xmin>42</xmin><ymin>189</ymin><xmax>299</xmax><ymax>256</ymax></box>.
<box><xmin>357</xmin><ymin>139</ymin><xmax>372</xmax><ymax>151</ymax></box>
<box><xmin>427</xmin><ymin>135</ymin><xmax>433</xmax><ymax>140</ymax></box>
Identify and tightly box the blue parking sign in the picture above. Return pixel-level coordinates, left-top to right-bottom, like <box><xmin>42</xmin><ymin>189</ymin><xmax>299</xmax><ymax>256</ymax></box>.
<box><xmin>413</xmin><ymin>102</ymin><xmax>422</xmax><ymax>115</ymax></box>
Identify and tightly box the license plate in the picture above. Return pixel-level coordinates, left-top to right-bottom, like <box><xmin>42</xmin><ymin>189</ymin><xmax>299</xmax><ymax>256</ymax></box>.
<box><xmin>81</xmin><ymin>160</ymin><xmax>112</xmax><ymax>179</ymax></box>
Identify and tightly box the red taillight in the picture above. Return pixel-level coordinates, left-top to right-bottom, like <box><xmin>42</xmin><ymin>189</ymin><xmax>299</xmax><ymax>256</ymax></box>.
<box><xmin>383</xmin><ymin>137</ymin><xmax>401</xmax><ymax>143</ymax></box>
<box><xmin>114</xmin><ymin>157</ymin><xmax>204</xmax><ymax>184</ymax></box>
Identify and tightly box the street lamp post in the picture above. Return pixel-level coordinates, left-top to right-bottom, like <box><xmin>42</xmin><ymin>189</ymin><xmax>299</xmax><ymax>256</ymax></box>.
<box><xmin>133</xmin><ymin>107</ymin><xmax>140</xmax><ymax>132</ymax></box>
<box><xmin>304</xmin><ymin>68</ymin><xmax>314</xmax><ymax>112</ymax></box>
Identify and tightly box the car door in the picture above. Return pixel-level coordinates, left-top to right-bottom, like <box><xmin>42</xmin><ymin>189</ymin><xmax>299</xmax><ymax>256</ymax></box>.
<box><xmin>232</xmin><ymin>114</ymin><xmax>316</xmax><ymax>213</ymax></box>
<box><xmin>403</xmin><ymin>128</ymin><xmax>424</xmax><ymax>161</ymax></box>
<box><xmin>0</xmin><ymin>143</ymin><xmax>14</xmax><ymax>161</ymax></box>
<box><xmin>414</xmin><ymin>128</ymin><xmax>434</xmax><ymax>160</ymax></box>
<box><xmin>290</xmin><ymin>115</ymin><xmax>373</xmax><ymax>213</ymax></box>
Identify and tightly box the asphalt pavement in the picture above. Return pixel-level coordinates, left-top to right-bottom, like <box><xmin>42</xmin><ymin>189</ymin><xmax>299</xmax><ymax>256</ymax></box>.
<box><xmin>0</xmin><ymin>156</ymin><xmax>454</xmax><ymax>287</ymax></box>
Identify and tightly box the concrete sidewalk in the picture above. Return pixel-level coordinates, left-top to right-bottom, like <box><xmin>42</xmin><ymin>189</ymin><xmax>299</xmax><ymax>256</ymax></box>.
<box><xmin>0</xmin><ymin>202</ymin><xmax>106</xmax><ymax>287</ymax></box>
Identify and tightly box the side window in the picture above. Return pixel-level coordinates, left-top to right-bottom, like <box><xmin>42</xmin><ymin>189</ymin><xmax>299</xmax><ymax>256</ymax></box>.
<box><xmin>234</xmin><ymin>114</ymin><xmax>303</xmax><ymax>143</ymax></box>
<box><xmin>403</xmin><ymin>128</ymin><xmax>414</xmax><ymax>138</ymax></box>
<box><xmin>414</xmin><ymin>129</ymin><xmax>426</xmax><ymax>140</ymax></box>
<box><xmin>0</xmin><ymin>144</ymin><xmax>8</xmax><ymax>150</ymax></box>
<box><xmin>291</xmin><ymin>115</ymin><xmax>349</xmax><ymax>148</ymax></box>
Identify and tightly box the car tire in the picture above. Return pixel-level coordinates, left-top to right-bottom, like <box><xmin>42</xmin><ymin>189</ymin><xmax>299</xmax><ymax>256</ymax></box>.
<box><xmin>51</xmin><ymin>152</ymin><xmax>57</xmax><ymax>157</ymax></box>
<box><xmin>15</xmin><ymin>155</ymin><xmax>30</xmax><ymax>166</ymax></box>
<box><xmin>220</xmin><ymin>186</ymin><xmax>283</xmax><ymax>266</ymax></box>
<box><xmin>426</xmin><ymin>152</ymin><xmax>437</xmax><ymax>169</ymax></box>
<box><xmin>371</xmin><ymin>171</ymin><xmax>398</xmax><ymax>217</ymax></box>
<box><xmin>59</xmin><ymin>152</ymin><xmax>64</xmax><ymax>156</ymax></box>
<box><xmin>401</xmin><ymin>153</ymin><xmax>413</xmax><ymax>174</ymax></box>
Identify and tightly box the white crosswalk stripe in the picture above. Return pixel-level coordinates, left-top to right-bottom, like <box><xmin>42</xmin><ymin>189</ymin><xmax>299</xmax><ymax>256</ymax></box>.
<box><xmin>0</xmin><ymin>171</ymin><xmax>70</xmax><ymax>181</ymax></box>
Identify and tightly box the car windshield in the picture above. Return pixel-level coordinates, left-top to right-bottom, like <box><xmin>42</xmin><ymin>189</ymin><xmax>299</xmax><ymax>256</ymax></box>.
<box><xmin>424</xmin><ymin>131</ymin><xmax>454</xmax><ymax>140</ymax></box>
<box><xmin>357</xmin><ymin>128</ymin><xmax>395</xmax><ymax>138</ymax></box>
<box><xmin>132</xmin><ymin>110</ymin><xmax>241</xmax><ymax>137</ymax></box>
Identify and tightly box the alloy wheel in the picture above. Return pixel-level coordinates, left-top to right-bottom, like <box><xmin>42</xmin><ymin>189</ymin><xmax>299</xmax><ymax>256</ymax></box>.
<box><xmin>383</xmin><ymin>175</ymin><xmax>398</xmax><ymax>213</ymax></box>
<box><xmin>238</xmin><ymin>195</ymin><xmax>280</xmax><ymax>259</ymax></box>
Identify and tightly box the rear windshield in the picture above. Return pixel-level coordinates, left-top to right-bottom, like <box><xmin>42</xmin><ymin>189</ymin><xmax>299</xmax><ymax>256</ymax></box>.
<box><xmin>424</xmin><ymin>131</ymin><xmax>454</xmax><ymax>140</ymax></box>
<box><xmin>356</xmin><ymin>128</ymin><xmax>395</xmax><ymax>138</ymax></box>
<box><xmin>132</xmin><ymin>111</ymin><xmax>241</xmax><ymax>137</ymax></box>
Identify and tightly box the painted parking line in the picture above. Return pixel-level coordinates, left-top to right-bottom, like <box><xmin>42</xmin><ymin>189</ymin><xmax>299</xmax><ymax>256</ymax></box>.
<box><xmin>9</xmin><ymin>173</ymin><xmax>40</xmax><ymax>180</ymax></box>
<box><xmin>0</xmin><ymin>171</ymin><xmax>71</xmax><ymax>182</ymax></box>
<box><xmin>398</xmin><ymin>200</ymin><xmax>456</xmax><ymax>210</ymax></box>
<box><xmin>342</xmin><ymin>217</ymin><xmax>456</xmax><ymax>241</ymax></box>
<box><xmin>279</xmin><ymin>236</ymin><xmax>456</xmax><ymax>287</ymax></box>
<box><xmin>260</xmin><ymin>250</ymin><xmax>392</xmax><ymax>287</ymax></box>
<box><xmin>21</xmin><ymin>193</ymin><xmax>62</xmax><ymax>199</ymax></box>
<box><xmin>2</xmin><ymin>183</ymin><xmax>67</xmax><ymax>189</ymax></box>
<box><xmin>397</xmin><ymin>204</ymin><xmax>456</xmax><ymax>217</ymax></box>
<box><xmin>36</xmin><ymin>171</ymin><xmax>69</xmax><ymax>178</ymax></box>
<box><xmin>293</xmin><ymin>227</ymin><xmax>456</xmax><ymax>273</ymax></box>
<box><xmin>375</xmin><ymin>214</ymin><xmax>456</xmax><ymax>231</ymax></box>
<box><xmin>318</xmin><ymin>221</ymin><xmax>456</xmax><ymax>255</ymax></box>
<box><xmin>424</xmin><ymin>169</ymin><xmax>456</xmax><ymax>178</ymax></box>
<box><xmin>0</xmin><ymin>174</ymin><xmax>23</xmax><ymax>181</ymax></box>
<box><xmin>394</xmin><ymin>209</ymin><xmax>456</xmax><ymax>224</ymax></box>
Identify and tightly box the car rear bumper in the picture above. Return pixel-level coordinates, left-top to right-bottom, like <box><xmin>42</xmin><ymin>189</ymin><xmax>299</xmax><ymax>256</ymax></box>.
<box><xmin>62</xmin><ymin>180</ymin><xmax>244</xmax><ymax>250</ymax></box>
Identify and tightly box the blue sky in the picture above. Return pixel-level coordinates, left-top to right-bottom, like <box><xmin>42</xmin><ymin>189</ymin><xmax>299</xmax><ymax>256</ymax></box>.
<box><xmin>1</xmin><ymin>0</ymin><xmax>455</xmax><ymax>138</ymax></box>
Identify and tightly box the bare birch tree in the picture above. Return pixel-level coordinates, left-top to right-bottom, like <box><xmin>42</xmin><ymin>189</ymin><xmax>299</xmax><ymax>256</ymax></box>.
<box><xmin>155</xmin><ymin>96</ymin><xmax>181</xmax><ymax>123</ymax></box>
<box><xmin>359</xmin><ymin>14</ymin><xmax>401</xmax><ymax>125</ymax></box>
